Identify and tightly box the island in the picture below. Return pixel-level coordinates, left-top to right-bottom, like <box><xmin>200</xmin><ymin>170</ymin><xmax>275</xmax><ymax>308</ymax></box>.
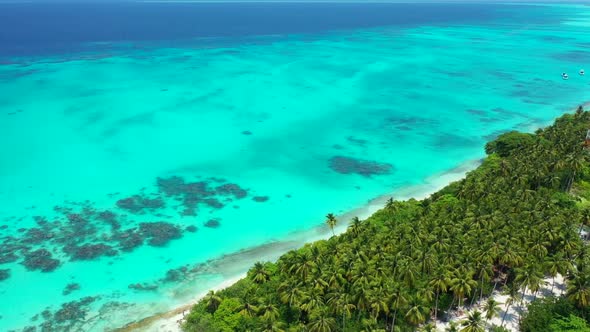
<box><xmin>181</xmin><ymin>107</ymin><xmax>590</xmax><ymax>332</ymax></box>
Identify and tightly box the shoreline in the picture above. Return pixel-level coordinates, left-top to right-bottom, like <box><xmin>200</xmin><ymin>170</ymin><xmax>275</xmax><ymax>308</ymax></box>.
<box><xmin>116</xmin><ymin>158</ymin><xmax>482</xmax><ymax>332</ymax></box>
<box><xmin>112</xmin><ymin>102</ymin><xmax>590</xmax><ymax>332</ymax></box>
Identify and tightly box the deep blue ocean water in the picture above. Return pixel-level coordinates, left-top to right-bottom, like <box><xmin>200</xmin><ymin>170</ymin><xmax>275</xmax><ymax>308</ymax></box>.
<box><xmin>0</xmin><ymin>2</ymin><xmax>537</xmax><ymax>57</ymax></box>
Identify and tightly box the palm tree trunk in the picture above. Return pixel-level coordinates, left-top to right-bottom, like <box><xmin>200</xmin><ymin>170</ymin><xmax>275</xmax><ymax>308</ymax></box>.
<box><xmin>568</xmin><ymin>170</ymin><xmax>576</xmax><ymax>192</ymax></box>
<box><xmin>551</xmin><ymin>275</ymin><xmax>556</xmax><ymax>294</ymax></box>
<box><xmin>390</xmin><ymin>309</ymin><xmax>397</xmax><ymax>332</ymax></box>
<box><xmin>480</xmin><ymin>274</ymin><xmax>485</xmax><ymax>302</ymax></box>
<box><xmin>434</xmin><ymin>292</ymin><xmax>439</xmax><ymax>326</ymax></box>
<box><xmin>447</xmin><ymin>297</ymin><xmax>456</xmax><ymax>319</ymax></box>
<box><xmin>501</xmin><ymin>302</ymin><xmax>511</xmax><ymax>327</ymax></box>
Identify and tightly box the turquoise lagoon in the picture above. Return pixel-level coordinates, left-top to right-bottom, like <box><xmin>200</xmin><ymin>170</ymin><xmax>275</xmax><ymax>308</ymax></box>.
<box><xmin>1</xmin><ymin>2</ymin><xmax>590</xmax><ymax>331</ymax></box>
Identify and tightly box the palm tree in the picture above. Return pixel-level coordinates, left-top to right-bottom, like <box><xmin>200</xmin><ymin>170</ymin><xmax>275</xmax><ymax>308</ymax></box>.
<box><xmin>259</xmin><ymin>300</ymin><xmax>280</xmax><ymax>322</ymax></box>
<box><xmin>544</xmin><ymin>254</ymin><xmax>569</xmax><ymax>293</ymax></box>
<box><xmin>460</xmin><ymin>310</ymin><xmax>485</xmax><ymax>332</ymax></box>
<box><xmin>561</xmin><ymin>231</ymin><xmax>581</xmax><ymax>259</ymax></box>
<box><xmin>308</xmin><ymin>310</ymin><xmax>337</xmax><ymax>332</ymax></box>
<box><xmin>204</xmin><ymin>290</ymin><xmax>222</xmax><ymax>313</ymax></box>
<box><xmin>278</xmin><ymin>282</ymin><xmax>303</xmax><ymax>307</ymax></box>
<box><xmin>385</xmin><ymin>197</ymin><xmax>396</xmax><ymax>211</ymax></box>
<box><xmin>564</xmin><ymin>152</ymin><xmax>586</xmax><ymax>191</ymax></box>
<box><xmin>499</xmin><ymin>247</ymin><xmax>524</xmax><ymax>269</ymax></box>
<box><xmin>389</xmin><ymin>286</ymin><xmax>408</xmax><ymax>332</ymax></box>
<box><xmin>513</xmin><ymin>266</ymin><xmax>529</xmax><ymax>301</ymax></box>
<box><xmin>290</xmin><ymin>251</ymin><xmax>317</xmax><ymax>281</ymax></box>
<box><xmin>405</xmin><ymin>297</ymin><xmax>427</xmax><ymax>326</ymax></box>
<box><xmin>480</xmin><ymin>265</ymin><xmax>495</xmax><ymax>301</ymax></box>
<box><xmin>237</xmin><ymin>301</ymin><xmax>258</xmax><ymax>317</ymax></box>
<box><xmin>360</xmin><ymin>317</ymin><xmax>380</xmax><ymax>331</ymax></box>
<box><xmin>369</xmin><ymin>289</ymin><xmax>390</xmax><ymax>320</ymax></box>
<box><xmin>483</xmin><ymin>298</ymin><xmax>500</xmax><ymax>321</ymax></box>
<box><xmin>529</xmin><ymin>239</ymin><xmax>548</xmax><ymax>259</ymax></box>
<box><xmin>300</xmin><ymin>288</ymin><xmax>325</xmax><ymax>313</ymax></box>
<box><xmin>527</xmin><ymin>273</ymin><xmax>546</xmax><ymax>301</ymax></box>
<box><xmin>326</xmin><ymin>268</ymin><xmax>345</xmax><ymax>290</ymax></box>
<box><xmin>514</xmin><ymin>264</ymin><xmax>545</xmax><ymax>302</ymax></box>
<box><xmin>326</xmin><ymin>213</ymin><xmax>337</xmax><ymax>236</ymax></box>
<box><xmin>397</xmin><ymin>260</ymin><xmax>418</xmax><ymax>288</ymax></box>
<box><xmin>418</xmin><ymin>287</ymin><xmax>434</xmax><ymax>305</ymax></box>
<box><xmin>327</xmin><ymin>292</ymin><xmax>355</xmax><ymax>331</ymax></box>
<box><xmin>348</xmin><ymin>216</ymin><xmax>363</xmax><ymax>236</ymax></box>
<box><xmin>353</xmin><ymin>284</ymin><xmax>371</xmax><ymax>314</ymax></box>
<box><xmin>429</xmin><ymin>271</ymin><xmax>450</xmax><ymax>323</ymax></box>
<box><xmin>251</xmin><ymin>262</ymin><xmax>271</xmax><ymax>284</ymax></box>
<box><xmin>450</xmin><ymin>272</ymin><xmax>477</xmax><ymax>307</ymax></box>
<box><xmin>500</xmin><ymin>285</ymin><xmax>520</xmax><ymax>327</ymax></box>
<box><xmin>261</xmin><ymin>319</ymin><xmax>286</xmax><ymax>332</ymax></box>
<box><xmin>566</xmin><ymin>272</ymin><xmax>590</xmax><ymax>308</ymax></box>
<box><xmin>422</xmin><ymin>252</ymin><xmax>437</xmax><ymax>276</ymax></box>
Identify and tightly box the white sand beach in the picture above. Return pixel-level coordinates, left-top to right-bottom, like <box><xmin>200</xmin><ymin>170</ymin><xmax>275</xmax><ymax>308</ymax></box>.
<box><xmin>438</xmin><ymin>274</ymin><xmax>566</xmax><ymax>332</ymax></box>
<box><xmin>121</xmin><ymin>159</ymin><xmax>481</xmax><ymax>332</ymax></box>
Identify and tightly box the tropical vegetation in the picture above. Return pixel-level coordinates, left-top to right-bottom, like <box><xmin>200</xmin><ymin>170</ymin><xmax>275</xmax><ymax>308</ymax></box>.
<box><xmin>520</xmin><ymin>296</ymin><xmax>590</xmax><ymax>332</ymax></box>
<box><xmin>183</xmin><ymin>107</ymin><xmax>590</xmax><ymax>331</ymax></box>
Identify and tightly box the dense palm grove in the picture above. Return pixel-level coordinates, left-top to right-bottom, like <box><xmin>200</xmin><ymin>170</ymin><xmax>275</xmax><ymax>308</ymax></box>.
<box><xmin>183</xmin><ymin>108</ymin><xmax>590</xmax><ymax>332</ymax></box>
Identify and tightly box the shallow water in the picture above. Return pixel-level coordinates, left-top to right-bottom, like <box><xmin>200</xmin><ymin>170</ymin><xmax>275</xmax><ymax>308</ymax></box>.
<box><xmin>1</xmin><ymin>2</ymin><xmax>590</xmax><ymax>331</ymax></box>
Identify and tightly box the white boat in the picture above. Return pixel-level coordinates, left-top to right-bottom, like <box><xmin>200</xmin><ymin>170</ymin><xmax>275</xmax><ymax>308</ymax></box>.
<box><xmin>562</xmin><ymin>73</ymin><xmax>569</xmax><ymax>80</ymax></box>
<box><xmin>580</xmin><ymin>69</ymin><xmax>585</xmax><ymax>76</ymax></box>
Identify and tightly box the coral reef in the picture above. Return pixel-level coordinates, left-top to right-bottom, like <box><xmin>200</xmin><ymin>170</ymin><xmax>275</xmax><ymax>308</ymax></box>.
<box><xmin>328</xmin><ymin>156</ymin><xmax>393</xmax><ymax>177</ymax></box>
<box><xmin>116</xmin><ymin>195</ymin><xmax>164</xmax><ymax>214</ymax></box>
<box><xmin>25</xmin><ymin>297</ymin><xmax>98</xmax><ymax>331</ymax></box>
<box><xmin>163</xmin><ymin>266</ymin><xmax>189</xmax><ymax>282</ymax></box>
<box><xmin>139</xmin><ymin>222</ymin><xmax>182</xmax><ymax>247</ymax></box>
<box><xmin>215</xmin><ymin>183</ymin><xmax>248</xmax><ymax>199</ymax></box>
<box><xmin>0</xmin><ymin>174</ymin><xmax>254</xmax><ymax>277</ymax></box>
<box><xmin>128</xmin><ymin>283</ymin><xmax>158</xmax><ymax>291</ymax></box>
<box><xmin>0</xmin><ymin>251</ymin><xmax>19</xmax><ymax>264</ymax></box>
<box><xmin>22</xmin><ymin>249</ymin><xmax>60</xmax><ymax>272</ymax></box>
<box><xmin>65</xmin><ymin>243</ymin><xmax>117</xmax><ymax>261</ymax></box>
<box><xmin>252</xmin><ymin>196</ymin><xmax>269</xmax><ymax>202</ymax></box>
<box><xmin>157</xmin><ymin>176</ymin><xmax>248</xmax><ymax>215</ymax></box>
<box><xmin>96</xmin><ymin>210</ymin><xmax>120</xmax><ymax>230</ymax></box>
<box><xmin>114</xmin><ymin>229</ymin><xmax>144</xmax><ymax>252</ymax></box>
<box><xmin>0</xmin><ymin>268</ymin><xmax>10</xmax><ymax>281</ymax></box>
<box><xmin>62</xmin><ymin>283</ymin><xmax>80</xmax><ymax>296</ymax></box>
<box><xmin>204</xmin><ymin>219</ymin><xmax>221</xmax><ymax>228</ymax></box>
<box><xmin>54</xmin><ymin>297</ymin><xmax>97</xmax><ymax>323</ymax></box>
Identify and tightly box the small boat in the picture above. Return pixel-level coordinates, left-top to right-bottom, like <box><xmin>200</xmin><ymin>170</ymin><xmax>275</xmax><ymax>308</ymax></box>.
<box><xmin>580</xmin><ymin>69</ymin><xmax>585</xmax><ymax>76</ymax></box>
<box><xmin>562</xmin><ymin>72</ymin><xmax>569</xmax><ymax>80</ymax></box>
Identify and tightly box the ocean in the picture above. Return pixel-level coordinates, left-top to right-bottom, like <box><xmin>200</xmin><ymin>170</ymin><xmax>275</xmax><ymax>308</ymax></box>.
<box><xmin>1</xmin><ymin>2</ymin><xmax>589</xmax><ymax>331</ymax></box>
